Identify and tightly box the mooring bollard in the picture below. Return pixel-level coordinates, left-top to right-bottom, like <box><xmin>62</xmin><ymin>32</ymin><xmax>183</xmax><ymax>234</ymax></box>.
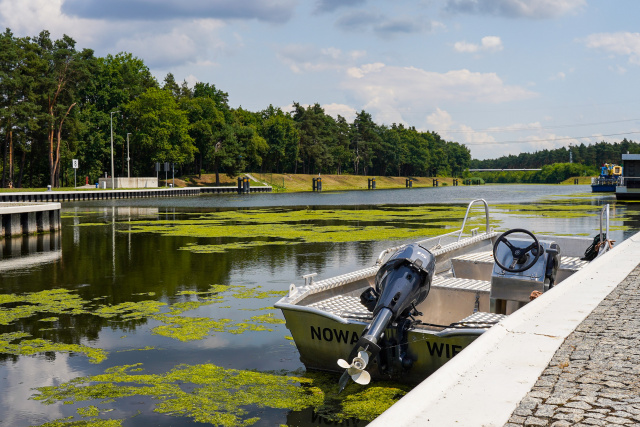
<box><xmin>406</xmin><ymin>178</ymin><xmax>413</xmax><ymax>188</ymax></box>
<box><xmin>433</xmin><ymin>179</ymin><xmax>438</xmax><ymax>187</ymax></box>
<box><xmin>244</xmin><ymin>176</ymin><xmax>250</xmax><ymax>193</ymax></box>
<box><xmin>312</xmin><ymin>177</ymin><xmax>323</xmax><ymax>192</ymax></box>
<box><xmin>368</xmin><ymin>178</ymin><xmax>376</xmax><ymax>190</ymax></box>
<box><xmin>238</xmin><ymin>177</ymin><xmax>243</xmax><ymax>194</ymax></box>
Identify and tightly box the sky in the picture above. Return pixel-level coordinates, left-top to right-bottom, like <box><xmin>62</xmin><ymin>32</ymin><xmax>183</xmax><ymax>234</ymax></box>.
<box><xmin>1</xmin><ymin>0</ymin><xmax>640</xmax><ymax>160</ymax></box>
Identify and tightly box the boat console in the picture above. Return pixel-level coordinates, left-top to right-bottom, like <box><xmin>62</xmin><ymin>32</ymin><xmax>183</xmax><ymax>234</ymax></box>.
<box><xmin>490</xmin><ymin>229</ymin><xmax>561</xmax><ymax>314</ymax></box>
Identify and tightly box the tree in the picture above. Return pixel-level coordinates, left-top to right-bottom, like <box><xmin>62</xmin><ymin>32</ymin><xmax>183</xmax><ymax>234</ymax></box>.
<box><xmin>34</xmin><ymin>31</ymin><xmax>94</xmax><ymax>187</ymax></box>
<box><xmin>260</xmin><ymin>106</ymin><xmax>298</xmax><ymax>173</ymax></box>
<box><xmin>126</xmin><ymin>88</ymin><xmax>195</xmax><ymax>175</ymax></box>
<box><xmin>351</xmin><ymin>111</ymin><xmax>381</xmax><ymax>175</ymax></box>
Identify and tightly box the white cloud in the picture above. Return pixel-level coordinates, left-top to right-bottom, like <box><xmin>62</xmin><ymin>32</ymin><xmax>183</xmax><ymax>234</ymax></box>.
<box><xmin>584</xmin><ymin>32</ymin><xmax>640</xmax><ymax>65</ymax></box>
<box><xmin>278</xmin><ymin>45</ymin><xmax>366</xmax><ymax>74</ymax></box>
<box><xmin>322</xmin><ymin>103</ymin><xmax>357</xmax><ymax>121</ymax></box>
<box><xmin>0</xmin><ymin>0</ymin><xmax>107</xmax><ymax>44</ymax></box>
<box><xmin>445</xmin><ymin>0</ymin><xmax>586</xmax><ymax>19</ymax></box>
<box><xmin>115</xmin><ymin>20</ymin><xmax>227</xmax><ymax>68</ymax></box>
<box><xmin>335</xmin><ymin>10</ymin><xmax>433</xmax><ymax>38</ymax></box>
<box><xmin>422</xmin><ymin>110</ymin><xmax>595</xmax><ymax>159</ymax></box>
<box><xmin>343</xmin><ymin>63</ymin><xmax>536</xmax><ymax>121</ymax></box>
<box><xmin>454</xmin><ymin>35</ymin><xmax>503</xmax><ymax>53</ymax></box>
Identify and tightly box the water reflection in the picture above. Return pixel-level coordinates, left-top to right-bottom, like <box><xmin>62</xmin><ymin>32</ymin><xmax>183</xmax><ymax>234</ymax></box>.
<box><xmin>0</xmin><ymin>232</ymin><xmax>62</xmax><ymax>273</ymax></box>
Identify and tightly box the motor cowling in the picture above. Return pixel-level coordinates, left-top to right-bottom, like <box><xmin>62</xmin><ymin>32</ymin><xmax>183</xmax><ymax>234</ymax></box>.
<box><xmin>373</xmin><ymin>244</ymin><xmax>436</xmax><ymax>319</ymax></box>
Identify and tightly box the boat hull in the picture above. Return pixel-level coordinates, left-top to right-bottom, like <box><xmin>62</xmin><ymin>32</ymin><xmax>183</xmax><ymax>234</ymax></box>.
<box><xmin>280</xmin><ymin>306</ymin><xmax>483</xmax><ymax>384</ymax></box>
<box><xmin>591</xmin><ymin>184</ymin><xmax>617</xmax><ymax>193</ymax></box>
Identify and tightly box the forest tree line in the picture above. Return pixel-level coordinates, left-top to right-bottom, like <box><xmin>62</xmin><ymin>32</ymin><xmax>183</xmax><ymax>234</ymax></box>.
<box><xmin>0</xmin><ymin>29</ymin><xmax>471</xmax><ymax>188</ymax></box>
<box><xmin>470</xmin><ymin>139</ymin><xmax>640</xmax><ymax>170</ymax></box>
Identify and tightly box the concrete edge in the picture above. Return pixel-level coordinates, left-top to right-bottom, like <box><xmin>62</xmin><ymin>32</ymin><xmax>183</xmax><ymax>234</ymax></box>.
<box><xmin>0</xmin><ymin>203</ymin><xmax>61</xmax><ymax>214</ymax></box>
<box><xmin>370</xmin><ymin>231</ymin><xmax>640</xmax><ymax>427</ymax></box>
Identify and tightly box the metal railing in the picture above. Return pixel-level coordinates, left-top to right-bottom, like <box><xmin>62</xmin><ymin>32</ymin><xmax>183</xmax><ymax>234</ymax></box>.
<box><xmin>376</xmin><ymin>199</ymin><xmax>493</xmax><ymax>265</ymax></box>
<box><xmin>597</xmin><ymin>204</ymin><xmax>613</xmax><ymax>257</ymax></box>
<box><xmin>619</xmin><ymin>177</ymin><xmax>640</xmax><ymax>185</ymax></box>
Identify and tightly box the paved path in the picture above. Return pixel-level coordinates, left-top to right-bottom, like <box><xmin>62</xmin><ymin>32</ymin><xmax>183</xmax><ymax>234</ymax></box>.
<box><xmin>506</xmin><ymin>264</ymin><xmax>640</xmax><ymax>426</ymax></box>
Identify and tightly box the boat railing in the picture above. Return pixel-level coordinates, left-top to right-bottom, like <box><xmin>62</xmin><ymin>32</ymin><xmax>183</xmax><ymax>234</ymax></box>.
<box><xmin>375</xmin><ymin>199</ymin><xmax>492</xmax><ymax>265</ymax></box>
<box><xmin>456</xmin><ymin>199</ymin><xmax>491</xmax><ymax>242</ymax></box>
<box><xmin>597</xmin><ymin>204</ymin><xmax>613</xmax><ymax>256</ymax></box>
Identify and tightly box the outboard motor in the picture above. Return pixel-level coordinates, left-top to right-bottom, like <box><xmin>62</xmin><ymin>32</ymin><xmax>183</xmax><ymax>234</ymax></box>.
<box><xmin>337</xmin><ymin>244</ymin><xmax>435</xmax><ymax>391</ymax></box>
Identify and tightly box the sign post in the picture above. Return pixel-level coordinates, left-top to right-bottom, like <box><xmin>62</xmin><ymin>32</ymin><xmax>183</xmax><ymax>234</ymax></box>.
<box><xmin>72</xmin><ymin>159</ymin><xmax>79</xmax><ymax>188</ymax></box>
<box><xmin>164</xmin><ymin>162</ymin><xmax>169</xmax><ymax>187</ymax></box>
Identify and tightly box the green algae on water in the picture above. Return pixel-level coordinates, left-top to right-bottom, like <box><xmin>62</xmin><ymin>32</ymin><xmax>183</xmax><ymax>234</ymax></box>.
<box><xmin>122</xmin><ymin>205</ymin><xmax>485</xmax><ymax>253</ymax></box>
<box><xmin>31</xmin><ymin>363</ymin><xmax>407</xmax><ymax>427</ymax></box>
<box><xmin>36</xmin><ymin>418</ymin><xmax>123</xmax><ymax>427</ymax></box>
<box><xmin>32</xmin><ymin>363</ymin><xmax>323</xmax><ymax>427</ymax></box>
<box><xmin>77</xmin><ymin>406</ymin><xmax>100</xmax><ymax>417</ymax></box>
<box><xmin>0</xmin><ymin>332</ymin><xmax>107</xmax><ymax>364</ymax></box>
<box><xmin>0</xmin><ymin>284</ymin><xmax>288</xmax><ymax>363</ymax></box>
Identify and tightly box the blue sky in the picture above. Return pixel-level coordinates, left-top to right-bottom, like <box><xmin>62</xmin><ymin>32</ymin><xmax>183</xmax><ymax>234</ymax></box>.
<box><xmin>1</xmin><ymin>0</ymin><xmax>639</xmax><ymax>159</ymax></box>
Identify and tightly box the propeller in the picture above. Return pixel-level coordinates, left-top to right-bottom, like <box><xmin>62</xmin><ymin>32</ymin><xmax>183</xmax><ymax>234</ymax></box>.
<box><xmin>337</xmin><ymin>351</ymin><xmax>371</xmax><ymax>391</ymax></box>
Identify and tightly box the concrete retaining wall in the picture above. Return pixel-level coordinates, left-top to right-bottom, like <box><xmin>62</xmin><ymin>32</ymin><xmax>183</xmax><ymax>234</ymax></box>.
<box><xmin>0</xmin><ymin>203</ymin><xmax>61</xmax><ymax>238</ymax></box>
<box><xmin>0</xmin><ymin>186</ymin><xmax>271</xmax><ymax>203</ymax></box>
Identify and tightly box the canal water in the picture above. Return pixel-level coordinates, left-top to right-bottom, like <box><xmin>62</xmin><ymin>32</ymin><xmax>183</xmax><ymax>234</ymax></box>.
<box><xmin>0</xmin><ymin>185</ymin><xmax>638</xmax><ymax>426</ymax></box>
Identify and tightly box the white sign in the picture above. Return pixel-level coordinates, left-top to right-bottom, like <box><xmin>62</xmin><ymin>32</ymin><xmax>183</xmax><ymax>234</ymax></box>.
<box><xmin>72</xmin><ymin>159</ymin><xmax>79</xmax><ymax>169</ymax></box>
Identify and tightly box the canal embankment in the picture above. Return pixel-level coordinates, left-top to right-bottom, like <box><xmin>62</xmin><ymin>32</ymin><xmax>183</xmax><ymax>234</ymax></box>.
<box><xmin>370</xmin><ymin>230</ymin><xmax>640</xmax><ymax>427</ymax></box>
<box><xmin>0</xmin><ymin>202</ymin><xmax>61</xmax><ymax>237</ymax></box>
<box><xmin>0</xmin><ymin>185</ymin><xmax>271</xmax><ymax>203</ymax></box>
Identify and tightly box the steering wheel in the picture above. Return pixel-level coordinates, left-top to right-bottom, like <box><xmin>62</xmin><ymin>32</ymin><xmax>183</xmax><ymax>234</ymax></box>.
<box><xmin>493</xmin><ymin>228</ymin><xmax>541</xmax><ymax>273</ymax></box>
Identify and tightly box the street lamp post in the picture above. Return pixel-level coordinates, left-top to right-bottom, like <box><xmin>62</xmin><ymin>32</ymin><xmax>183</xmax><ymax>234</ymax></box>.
<box><xmin>126</xmin><ymin>132</ymin><xmax>131</xmax><ymax>179</ymax></box>
<box><xmin>110</xmin><ymin>111</ymin><xmax>120</xmax><ymax>189</ymax></box>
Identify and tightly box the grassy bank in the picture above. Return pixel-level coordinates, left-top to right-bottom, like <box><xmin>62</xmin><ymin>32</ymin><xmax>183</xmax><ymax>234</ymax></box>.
<box><xmin>173</xmin><ymin>173</ymin><xmax>594</xmax><ymax>192</ymax></box>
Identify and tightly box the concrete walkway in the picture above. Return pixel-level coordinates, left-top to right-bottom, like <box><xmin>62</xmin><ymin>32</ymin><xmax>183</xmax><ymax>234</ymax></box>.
<box><xmin>370</xmin><ymin>231</ymin><xmax>640</xmax><ymax>427</ymax></box>
<box><xmin>505</xmin><ymin>263</ymin><xmax>640</xmax><ymax>426</ymax></box>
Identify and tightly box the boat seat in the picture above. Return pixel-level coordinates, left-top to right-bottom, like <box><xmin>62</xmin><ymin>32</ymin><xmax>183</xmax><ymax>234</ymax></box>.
<box><xmin>417</xmin><ymin>277</ymin><xmax>492</xmax><ymax>325</ymax></box>
<box><xmin>450</xmin><ymin>250</ymin><xmax>589</xmax><ymax>282</ymax></box>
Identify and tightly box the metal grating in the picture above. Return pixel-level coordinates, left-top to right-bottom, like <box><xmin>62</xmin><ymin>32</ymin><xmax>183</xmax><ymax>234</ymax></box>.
<box><xmin>432</xmin><ymin>276</ymin><xmax>491</xmax><ymax>292</ymax></box>
<box><xmin>452</xmin><ymin>251</ymin><xmax>588</xmax><ymax>272</ymax></box>
<box><xmin>441</xmin><ymin>311</ymin><xmax>506</xmax><ymax>330</ymax></box>
<box><xmin>308</xmin><ymin>295</ymin><xmax>373</xmax><ymax>321</ymax></box>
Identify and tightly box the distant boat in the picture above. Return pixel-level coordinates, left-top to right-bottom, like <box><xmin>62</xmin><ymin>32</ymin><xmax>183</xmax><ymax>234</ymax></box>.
<box><xmin>591</xmin><ymin>163</ymin><xmax>622</xmax><ymax>193</ymax></box>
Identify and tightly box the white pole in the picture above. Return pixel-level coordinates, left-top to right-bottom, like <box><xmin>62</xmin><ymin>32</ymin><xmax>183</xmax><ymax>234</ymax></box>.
<box><xmin>110</xmin><ymin>111</ymin><xmax>119</xmax><ymax>189</ymax></box>
<box><xmin>127</xmin><ymin>132</ymin><xmax>131</xmax><ymax>179</ymax></box>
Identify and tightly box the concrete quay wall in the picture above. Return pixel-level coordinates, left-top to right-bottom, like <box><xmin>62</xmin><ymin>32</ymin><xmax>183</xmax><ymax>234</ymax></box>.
<box><xmin>0</xmin><ymin>185</ymin><xmax>271</xmax><ymax>203</ymax></box>
<box><xmin>0</xmin><ymin>203</ymin><xmax>61</xmax><ymax>237</ymax></box>
<box><xmin>371</xmin><ymin>231</ymin><xmax>640</xmax><ymax>427</ymax></box>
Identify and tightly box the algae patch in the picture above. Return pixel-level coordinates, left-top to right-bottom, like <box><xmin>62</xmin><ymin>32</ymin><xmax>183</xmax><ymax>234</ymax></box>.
<box><xmin>31</xmin><ymin>363</ymin><xmax>407</xmax><ymax>427</ymax></box>
<box><xmin>123</xmin><ymin>206</ymin><xmax>485</xmax><ymax>254</ymax></box>
<box><xmin>0</xmin><ymin>285</ymin><xmax>287</xmax><ymax>362</ymax></box>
